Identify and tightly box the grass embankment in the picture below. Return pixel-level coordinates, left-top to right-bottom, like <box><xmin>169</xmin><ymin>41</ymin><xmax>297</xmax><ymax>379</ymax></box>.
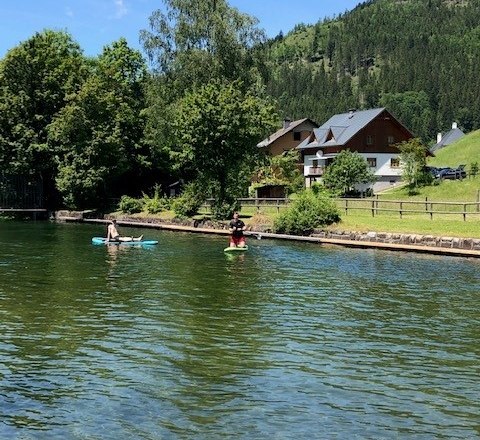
<box><xmin>429</xmin><ymin>129</ymin><xmax>480</xmax><ymax>168</ymax></box>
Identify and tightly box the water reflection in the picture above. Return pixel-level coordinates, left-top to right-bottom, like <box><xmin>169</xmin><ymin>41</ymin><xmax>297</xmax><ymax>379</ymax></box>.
<box><xmin>0</xmin><ymin>223</ymin><xmax>479</xmax><ymax>438</ymax></box>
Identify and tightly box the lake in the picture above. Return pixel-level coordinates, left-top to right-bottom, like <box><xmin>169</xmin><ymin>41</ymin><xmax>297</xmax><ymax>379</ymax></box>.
<box><xmin>0</xmin><ymin>221</ymin><xmax>479</xmax><ymax>439</ymax></box>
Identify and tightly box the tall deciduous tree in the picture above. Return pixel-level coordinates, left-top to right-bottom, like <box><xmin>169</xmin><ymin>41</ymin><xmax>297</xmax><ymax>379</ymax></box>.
<box><xmin>397</xmin><ymin>138</ymin><xmax>430</xmax><ymax>193</ymax></box>
<box><xmin>48</xmin><ymin>39</ymin><xmax>149</xmax><ymax>208</ymax></box>
<box><xmin>173</xmin><ymin>80</ymin><xmax>277</xmax><ymax>218</ymax></box>
<box><xmin>0</xmin><ymin>30</ymin><xmax>87</xmax><ymax>205</ymax></box>
<box><xmin>140</xmin><ymin>0</ymin><xmax>265</xmax><ymax>91</ymax></box>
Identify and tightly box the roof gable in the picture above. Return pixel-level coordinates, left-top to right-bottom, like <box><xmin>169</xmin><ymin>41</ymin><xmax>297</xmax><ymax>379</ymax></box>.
<box><xmin>298</xmin><ymin>107</ymin><xmax>410</xmax><ymax>150</ymax></box>
<box><xmin>430</xmin><ymin>128</ymin><xmax>465</xmax><ymax>152</ymax></box>
<box><xmin>257</xmin><ymin>118</ymin><xmax>318</xmax><ymax>148</ymax></box>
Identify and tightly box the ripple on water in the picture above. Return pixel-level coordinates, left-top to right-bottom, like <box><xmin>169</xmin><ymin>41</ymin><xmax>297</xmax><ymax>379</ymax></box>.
<box><xmin>0</xmin><ymin>224</ymin><xmax>479</xmax><ymax>438</ymax></box>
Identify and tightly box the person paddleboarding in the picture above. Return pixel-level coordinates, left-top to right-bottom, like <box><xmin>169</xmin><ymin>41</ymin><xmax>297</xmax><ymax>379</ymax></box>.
<box><xmin>107</xmin><ymin>219</ymin><xmax>143</xmax><ymax>242</ymax></box>
<box><xmin>228</xmin><ymin>211</ymin><xmax>246</xmax><ymax>248</ymax></box>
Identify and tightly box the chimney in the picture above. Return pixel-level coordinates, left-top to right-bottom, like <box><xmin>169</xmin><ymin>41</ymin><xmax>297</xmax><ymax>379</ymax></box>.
<box><xmin>437</xmin><ymin>132</ymin><xmax>442</xmax><ymax>143</ymax></box>
<box><xmin>452</xmin><ymin>121</ymin><xmax>458</xmax><ymax>129</ymax></box>
<box><xmin>283</xmin><ymin>118</ymin><xmax>292</xmax><ymax>129</ymax></box>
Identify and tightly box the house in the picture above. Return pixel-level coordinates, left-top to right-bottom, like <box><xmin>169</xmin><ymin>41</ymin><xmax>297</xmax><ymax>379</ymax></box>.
<box><xmin>257</xmin><ymin>118</ymin><xmax>318</xmax><ymax>156</ymax></box>
<box><xmin>430</xmin><ymin>122</ymin><xmax>465</xmax><ymax>153</ymax></box>
<box><xmin>297</xmin><ymin>108</ymin><xmax>414</xmax><ymax>193</ymax></box>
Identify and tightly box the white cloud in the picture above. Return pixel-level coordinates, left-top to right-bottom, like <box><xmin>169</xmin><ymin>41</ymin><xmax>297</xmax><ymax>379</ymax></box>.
<box><xmin>114</xmin><ymin>0</ymin><xmax>128</xmax><ymax>19</ymax></box>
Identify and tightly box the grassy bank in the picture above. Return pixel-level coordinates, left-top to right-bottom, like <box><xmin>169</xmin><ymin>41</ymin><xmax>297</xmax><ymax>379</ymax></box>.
<box><xmin>327</xmin><ymin>212</ymin><xmax>480</xmax><ymax>238</ymax></box>
<box><xmin>378</xmin><ymin>175</ymin><xmax>480</xmax><ymax>202</ymax></box>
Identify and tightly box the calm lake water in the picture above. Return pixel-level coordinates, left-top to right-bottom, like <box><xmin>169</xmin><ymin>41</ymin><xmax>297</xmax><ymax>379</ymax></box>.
<box><xmin>0</xmin><ymin>221</ymin><xmax>479</xmax><ymax>439</ymax></box>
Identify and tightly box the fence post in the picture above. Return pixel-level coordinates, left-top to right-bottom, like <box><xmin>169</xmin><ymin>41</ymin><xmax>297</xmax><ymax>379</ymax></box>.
<box><xmin>371</xmin><ymin>200</ymin><xmax>375</xmax><ymax>217</ymax></box>
<box><xmin>345</xmin><ymin>199</ymin><xmax>348</xmax><ymax>215</ymax></box>
<box><xmin>477</xmin><ymin>190</ymin><xmax>480</xmax><ymax>212</ymax></box>
<box><xmin>425</xmin><ymin>197</ymin><xmax>428</xmax><ymax>211</ymax></box>
<box><xmin>463</xmin><ymin>203</ymin><xmax>466</xmax><ymax>221</ymax></box>
<box><xmin>400</xmin><ymin>201</ymin><xmax>403</xmax><ymax>219</ymax></box>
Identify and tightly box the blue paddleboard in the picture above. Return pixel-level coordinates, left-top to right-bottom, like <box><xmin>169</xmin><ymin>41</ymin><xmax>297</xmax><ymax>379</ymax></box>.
<box><xmin>92</xmin><ymin>237</ymin><xmax>158</xmax><ymax>245</ymax></box>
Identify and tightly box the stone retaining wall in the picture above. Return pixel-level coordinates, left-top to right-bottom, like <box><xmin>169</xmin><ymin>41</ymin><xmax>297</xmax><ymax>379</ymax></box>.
<box><xmin>311</xmin><ymin>229</ymin><xmax>480</xmax><ymax>251</ymax></box>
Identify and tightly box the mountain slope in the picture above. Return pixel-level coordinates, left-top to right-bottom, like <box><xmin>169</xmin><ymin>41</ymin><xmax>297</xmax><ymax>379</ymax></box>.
<box><xmin>263</xmin><ymin>0</ymin><xmax>480</xmax><ymax>143</ymax></box>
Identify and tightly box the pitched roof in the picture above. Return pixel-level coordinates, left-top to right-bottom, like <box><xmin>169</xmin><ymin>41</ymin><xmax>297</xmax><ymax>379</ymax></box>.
<box><xmin>430</xmin><ymin>127</ymin><xmax>465</xmax><ymax>152</ymax></box>
<box><xmin>297</xmin><ymin>108</ymin><xmax>386</xmax><ymax>150</ymax></box>
<box><xmin>257</xmin><ymin>118</ymin><xmax>317</xmax><ymax>148</ymax></box>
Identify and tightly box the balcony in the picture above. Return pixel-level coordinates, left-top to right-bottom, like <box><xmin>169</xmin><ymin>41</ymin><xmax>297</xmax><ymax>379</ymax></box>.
<box><xmin>308</xmin><ymin>166</ymin><xmax>325</xmax><ymax>176</ymax></box>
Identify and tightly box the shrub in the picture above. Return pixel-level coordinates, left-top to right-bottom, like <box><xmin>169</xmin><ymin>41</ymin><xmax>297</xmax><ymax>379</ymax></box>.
<box><xmin>274</xmin><ymin>189</ymin><xmax>340</xmax><ymax>235</ymax></box>
<box><xmin>210</xmin><ymin>198</ymin><xmax>239</xmax><ymax>220</ymax></box>
<box><xmin>470</xmin><ymin>162</ymin><xmax>479</xmax><ymax>177</ymax></box>
<box><xmin>142</xmin><ymin>185</ymin><xmax>170</xmax><ymax>214</ymax></box>
<box><xmin>171</xmin><ymin>182</ymin><xmax>204</xmax><ymax>217</ymax></box>
<box><xmin>118</xmin><ymin>195</ymin><xmax>143</xmax><ymax>214</ymax></box>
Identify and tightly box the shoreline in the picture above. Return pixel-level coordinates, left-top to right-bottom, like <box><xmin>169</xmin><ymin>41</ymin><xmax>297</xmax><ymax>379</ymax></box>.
<box><xmin>57</xmin><ymin>213</ymin><xmax>480</xmax><ymax>259</ymax></box>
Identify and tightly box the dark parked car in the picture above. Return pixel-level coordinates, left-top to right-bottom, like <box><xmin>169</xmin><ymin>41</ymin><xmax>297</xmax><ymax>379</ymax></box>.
<box><xmin>441</xmin><ymin>164</ymin><xmax>467</xmax><ymax>180</ymax></box>
<box><xmin>427</xmin><ymin>164</ymin><xmax>467</xmax><ymax>180</ymax></box>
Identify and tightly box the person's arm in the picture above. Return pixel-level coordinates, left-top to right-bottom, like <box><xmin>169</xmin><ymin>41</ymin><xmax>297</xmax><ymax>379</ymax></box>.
<box><xmin>107</xmin><ymin>225</ymin><xmax>111</xmax><ymax>240</ymax></box>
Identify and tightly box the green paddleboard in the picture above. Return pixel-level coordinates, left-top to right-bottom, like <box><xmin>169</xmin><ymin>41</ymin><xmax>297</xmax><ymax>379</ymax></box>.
<box><xmin>224</xmin><ymin>245</ymin><xmax>249</xmax><ymax>252</ymax></box>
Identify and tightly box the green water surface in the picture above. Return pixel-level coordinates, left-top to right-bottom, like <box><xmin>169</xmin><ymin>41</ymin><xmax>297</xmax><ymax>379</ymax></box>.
<box><xmin>0</xmin><ymin>221</ymin><xmax>479</xmax><ymax>439</ymax></box>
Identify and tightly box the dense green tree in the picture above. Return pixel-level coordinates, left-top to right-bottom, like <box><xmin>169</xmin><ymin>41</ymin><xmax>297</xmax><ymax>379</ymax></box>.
<box><xmin>380</xmin><ymin>91</ymin><xmax>433</xmax><ymax>141</ymax></box>
<box><xmin>140</xmin><ymin>0</ymin><xmax>271</xmax><ymax>199</ymax></box>
<box><xmin>47</xmin><ymin>39</ymin><xmax>149</xmax><ymax>208</ymax></box>
<box><xmin>322</xmin><ymin>150</ymin><xmax>376</xmax><ymax>196</ymax></box>
<box><xmin>252</xmin><ymin>150</ymin><xmax>304</xmax><ymax>194</ymax></box>
<box><xmin>140</xmin><ymin>0</ymin><xmax>265</xmax><ymax>92</ymax></box>
<box><xmin>0</xmin><ymin>30</ymin><xmax>87</xmax><ymax>205</ymax></box>
<box><xmin>172</xmin><ymin>80</ymin><xmax>277</xmax><ymax>218</ymax></box>
<box><xmin>397</xmin><ymin>138</ymin><xmax>430</xmax><ymax>193</ymax></box>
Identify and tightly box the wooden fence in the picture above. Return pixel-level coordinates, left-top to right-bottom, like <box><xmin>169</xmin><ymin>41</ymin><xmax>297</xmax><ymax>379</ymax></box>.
<box><xmin>339</xmin><ymin>197</ymin><xmax>480</xmax><ymax>221</ymax></box>
<box><xmin>202</xmin><ymin>196</ymin><xmax>480</xmax><ymax>221</ymax></box>
<box><xmin>201</xmin><ymin>198</ymin><xmax>290</xmax><ymax>214</ymax></box>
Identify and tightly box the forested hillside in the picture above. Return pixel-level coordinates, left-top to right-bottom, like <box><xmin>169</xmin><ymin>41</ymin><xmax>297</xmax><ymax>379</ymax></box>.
<box><xmin>262</xmin><ymin>0</ymin><xmax>480</xmax><ymax>143</ymax></box>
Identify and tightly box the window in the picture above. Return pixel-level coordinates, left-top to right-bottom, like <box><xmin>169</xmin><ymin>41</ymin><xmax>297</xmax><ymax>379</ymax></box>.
<box><xmin>391</xmin><ymin>158</ymin><xmax>400</xmax><ymax>168</ymax></box>
<box><xmin>387</xmin><ymin>135</ymin><xmax>395</xmax><ymax>144</ymax></box>
<box><xmin>366</xmin><ymin>135</ymin><xmax>373</xmax><ymax>145</ymax></box>
<box><xmin>312</xmin><ymin>159</ymin><xmax>318</xmax><ymax>167</ymax></box>
<box><xmin>293</xmin><ymin>131</ymin><xmax>301</xmax><ymax>141</ymax></box>
<box><xmin>367</xmin><ymin>157</ymin><xmax>377</xmax><ymax>167</ymax></box>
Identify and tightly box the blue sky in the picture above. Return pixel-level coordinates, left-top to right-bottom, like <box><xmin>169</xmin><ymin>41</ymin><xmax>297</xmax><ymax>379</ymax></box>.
<box><xmin>0</xmin><ymin>0</ymin><xmax>361</xmax><ymax>58</ymax></box>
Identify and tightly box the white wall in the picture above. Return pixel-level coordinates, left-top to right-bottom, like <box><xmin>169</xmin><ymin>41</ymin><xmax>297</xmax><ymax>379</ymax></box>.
<box><xmin>303</xmin><ymin>152</ymin><xmax>403</xmax><ymax>192</ymax></box>
<box><xmin>361</xmin><ymin>153</ymin><xmax>402</xmax><ymax>177</ymax></box>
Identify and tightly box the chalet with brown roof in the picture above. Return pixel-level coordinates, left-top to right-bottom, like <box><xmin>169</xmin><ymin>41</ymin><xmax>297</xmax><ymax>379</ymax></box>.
<box><xmin>297</xmin><ymin>108</ymin><xmax>414</xmax><ymax>192</ymax></box>
<box><xmin>257</xmin><ymin>118</ymin><xmax>318</xmax><ymax>156</ymax></box>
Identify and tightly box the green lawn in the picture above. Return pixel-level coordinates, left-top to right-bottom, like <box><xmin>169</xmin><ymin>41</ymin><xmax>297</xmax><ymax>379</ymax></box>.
<box><xmin>328</xmin><ymin>211</ymin><xmax>480</xmax><ymax>238</ymax></box>
<box><xmin>378</xmin><ymin>175</ymin><xmax>480</xmax><ymax>202</ymax></box>
<box><xmin>428</xmin><ymin>129</ymin><xmax>480</xmax><ymax>168</ymax></box>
